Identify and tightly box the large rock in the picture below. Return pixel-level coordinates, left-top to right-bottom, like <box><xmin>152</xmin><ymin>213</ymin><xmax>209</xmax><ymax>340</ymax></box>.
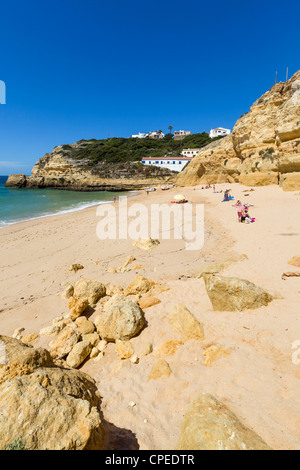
<box><xmin>0</xmin><ymin>335</ymin><xmax>104</xmax><ymax>450</ymax></box>
<box><xmin>94</xmin><ymin>294</ymin><xmax>145</xmax><ymax>342</ymax></box>
<box><xmin>202</xmin><ymin>274</ymin><xmax>273</xmax><ymax>311</ymax></box>
<box><xmin>176</xmin><ymin>70</ymin><xmax>300</xmax><ymax>191</ymax></box>
<box><xmin>176</xmin><ymin>394</ymin><xmax>271</xmax><ymax>450</ymax></box>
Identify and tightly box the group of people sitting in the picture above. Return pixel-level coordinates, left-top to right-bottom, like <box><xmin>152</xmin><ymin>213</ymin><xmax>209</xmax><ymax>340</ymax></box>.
<box><xmin>233</xmin><ymin>200</ymin><xmax>255</xmax><ymax>223</ymax></box>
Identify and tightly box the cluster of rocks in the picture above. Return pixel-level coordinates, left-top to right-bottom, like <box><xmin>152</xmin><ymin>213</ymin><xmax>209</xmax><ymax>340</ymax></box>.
<box><xmin>14</xmin><ymin>269</ymin><xmax>171</xmax><ymax>372</ymax></box>
<box><xmin>3</xmin><ymin>253</ymin><xmax>277</xmax><ymax>450</ymax></box>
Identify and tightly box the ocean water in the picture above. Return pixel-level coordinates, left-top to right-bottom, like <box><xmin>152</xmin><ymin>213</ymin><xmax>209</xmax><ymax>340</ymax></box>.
<box><xmin>0</xmin><ymin>176</ymin><xmax>126</xmax><ymax>227</ymax></box>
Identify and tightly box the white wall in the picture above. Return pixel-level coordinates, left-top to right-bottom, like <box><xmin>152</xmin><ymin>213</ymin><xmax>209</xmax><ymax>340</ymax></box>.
<box><xmin>142</xmin><ymin>159</ymin><xmax>190</xmax><ymax>172</ymax></box>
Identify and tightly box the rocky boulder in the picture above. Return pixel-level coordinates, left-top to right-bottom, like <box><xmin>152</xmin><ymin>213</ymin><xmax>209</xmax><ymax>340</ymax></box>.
<box><xmin>94</xmin><ymin>294</ymin><xmax>145</xmax><ymax>342</ymax></box>
<box><xmin>176</xmin><ymin>394</ymin><xmax>271</xmax><ymax>450</ymax></box>
<box><xmin>202</xmin><ymin>274</ymin><xmax>273</xmax><ymax>311</ymax></box>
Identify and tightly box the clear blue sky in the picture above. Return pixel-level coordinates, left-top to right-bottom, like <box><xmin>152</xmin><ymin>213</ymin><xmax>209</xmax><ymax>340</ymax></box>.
<box><xmin>0</xmin><ymin>0</ymin><xmax>299</xmax><ymax>174</ymax></box>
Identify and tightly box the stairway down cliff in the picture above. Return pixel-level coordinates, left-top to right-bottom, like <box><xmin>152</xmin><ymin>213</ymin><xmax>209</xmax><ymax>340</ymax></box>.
<box><xmin>176</xmin><ymin>70</ymin><xmax>300</xmax><ymax>191</ymax></box>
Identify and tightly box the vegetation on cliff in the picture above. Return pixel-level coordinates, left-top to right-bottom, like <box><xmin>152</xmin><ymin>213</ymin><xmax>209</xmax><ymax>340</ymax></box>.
<box><xmin>61</xmin><ymin>132</ymin><xmax>221</xmax><ymax>165</ymax></box>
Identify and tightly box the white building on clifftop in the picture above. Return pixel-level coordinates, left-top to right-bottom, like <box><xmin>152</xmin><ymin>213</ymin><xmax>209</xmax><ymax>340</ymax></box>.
<box><xmin>141</xmin><ymin>155</ymin><xmax>193</xmax><ymax>172</ymax></box>
<box><xmin>209</xmin><ymin>127</ymin><xmax>231</xmax><ymax>138</ymax></box>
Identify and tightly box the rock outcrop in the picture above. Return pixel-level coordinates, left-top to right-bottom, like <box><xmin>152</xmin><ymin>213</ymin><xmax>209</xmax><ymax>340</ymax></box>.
<box><xmin>176</xmin><ymin>70</ymin><xmax>300</xmax><ymax>190</ymax></box>
<box><xmin>5</xmin><ymin>142</ymin><xmax>175</xmax><ymax>191</ymax></box>
<box><xmin>0</xmin><ymin>335</ymin><xmax>104</xmax><ymax>450</ymax></box>
<box><xmin>176</xmin><ymin>394</ymin><xmax>271</xmax><ymax>450</ymax></box>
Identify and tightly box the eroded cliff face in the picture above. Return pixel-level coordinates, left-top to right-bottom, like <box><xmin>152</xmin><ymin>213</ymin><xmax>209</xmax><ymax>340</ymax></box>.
<box><xmin>176</xmin><ymin>70</ymin><xmax>300</xmax><ymax>190</ymax></box>
<box><xmin>6</xmin><ymin>143</ymin><xmax>175</xmax><ymax>191</ymax></box>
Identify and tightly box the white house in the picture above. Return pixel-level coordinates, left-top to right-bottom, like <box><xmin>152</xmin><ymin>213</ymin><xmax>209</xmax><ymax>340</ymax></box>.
<box><xmin>131</xmin><ymin>131</ymin><xmax>165</xmax><ymax>139</ymax></box>
<box><xmin>181</xmin><ymin>148</ymin><xmax>201</xmax><ymax>158</ymax></box>
<box><xmin>141</xmin><ymin>155</ymin><xmax>193</xmax><ymax>172</ymax></box>
<box><xmin>209</xmin><ymin>127</ymin><xmax>231</xmax><ymax>139</ymax></box>
<box><xmin>131</xmin><ymin>132</ymin><xmax>147</xmax><ymax>139</ymax></box>
<box><xmin>173</xmin><ymin>130</ymin><xmax>191</xmax><ymax>140</ymax></box>
<box><xmin>146</xmin><ymin>131</ymin><xmax>165</xmax><ymax>139</ymax></box>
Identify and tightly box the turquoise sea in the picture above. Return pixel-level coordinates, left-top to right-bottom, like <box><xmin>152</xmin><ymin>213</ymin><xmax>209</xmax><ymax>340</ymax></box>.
<box><xmin>0</xmin><ymin>176</ymin><xmax>126</xmax><ymax>227</ymax></box>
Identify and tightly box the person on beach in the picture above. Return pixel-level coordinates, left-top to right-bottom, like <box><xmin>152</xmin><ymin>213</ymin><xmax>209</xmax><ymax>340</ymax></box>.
<box><xmin>224</xmin><ymin>189</ymin><xmax>230</xmax><ymax>201</ymax></box>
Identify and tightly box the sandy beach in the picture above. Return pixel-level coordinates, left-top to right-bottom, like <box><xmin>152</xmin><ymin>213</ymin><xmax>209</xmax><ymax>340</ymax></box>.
<box><xmin>1</xmin><ymin>184</ymin><xmax>300</xmax><ymax>450</ymax></box>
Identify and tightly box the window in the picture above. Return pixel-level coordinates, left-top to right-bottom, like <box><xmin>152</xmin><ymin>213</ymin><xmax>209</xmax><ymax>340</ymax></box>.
<box><xmin>142</xmin><ymin>161</ymin><xmax>145</xmax><ymax>164</ymax></box>
<box><xmin>173</xmin><ymin>161</ymin><xmax>175</xmax><ymax>164</ymax></box>
<box><xmin>179</xmin><ymin>161</ymin><xmax>182</xmax><ymax>164</ymax></box>
<box><xmin>155</xmin><ymin>161</ymin><xmax>159</xmax><ymax>164</ymax></box>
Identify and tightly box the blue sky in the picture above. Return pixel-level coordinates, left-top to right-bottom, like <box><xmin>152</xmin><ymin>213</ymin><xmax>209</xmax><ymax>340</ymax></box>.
<box><xmin>0</xmin><ymin>0</ymin><xmax>299</xmax><ymax>174</ymax></box>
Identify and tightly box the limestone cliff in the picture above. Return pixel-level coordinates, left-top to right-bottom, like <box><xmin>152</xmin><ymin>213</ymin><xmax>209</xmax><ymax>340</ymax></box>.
<box><xmin>176</xmin><ymin>70</ymin><xmax>300</xmax><ymax>190</ymax></box>
<box><xmin>6</xmin><ymin>142</ymin><xmax>175</xmax><ymax>191</ymax></box>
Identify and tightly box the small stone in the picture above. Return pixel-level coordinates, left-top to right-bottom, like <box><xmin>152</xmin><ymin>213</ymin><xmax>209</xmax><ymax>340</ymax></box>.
<box><xmin>140</xmin><ymin>342</ymin><xmax>153</xmax><ymax>357</ymax></box>
<box><xmin>133</xmin><ymin>238</ymin><xmax>160</xmax><ymax>251</ymax></box>
<box><xmin>123</xmin><ymin>255</ymin><xmax>136</xmax><ymax>267</ymax></box>
<box><xmin>40</xmin><ymin>321</ymin><xmax>66</xmax><ymax>337</ymax></box>
<box><xmin>168</xmin><ymin>304</ymin><xmax>205</xmax><ymax>342</ymax></box>
<box><xmin>68</xmin><ymin>264</ymin><xmax>84</xmax><ymax>273</ymax></box>
<box><xmin>82</xmin><ymin>332</ymin><xmax>100</xmax><ymax>347</ymax></box>
<box><xmin>61</xmin><ymin>285</ymin><xmax>74</xmax><ymax>299</ymax></box>
<box><xmin>21</xmin><ymin>333</ymin><xmax>39</xmax><ymax>344</ymax></box>
<box><xmin>97</xmin><ymin>340</ymin><xmax>107</xmax><ymax>352</ymax></box>
<box><xmin>12</xmin><ymin>328</ymin><xmax>25</xmax><ymax>340</ymax></box>
<box><xmin>203</xmin><ymin>344</ymin><xmax>231</xmax><ymax>367</ymax></box>
<box><xmin>148</xmin><ymin>359</ymin><xmax>171</xmax><ymax>381</ymax></box>
<box><xmin>90</xmin><ymin>347</ymin><xmax>100</xmax><ymax>358</ymax></box>
<box><xmin>154</xmin><ymin>340</ymin><xmax>183</xmax><ymax>358</ymax></box>
<box><xmin>75</xmin><ymin>316</ymin><xmax>95</xmax><ymax>335</ymax></box>
<box><xmin>68</xmin><ymin>297</ymin><xmax>89</xmax><ymax>321</ymax></box>
<box><xmin>128</xmin><ymin>401</ymin><xmax>136</xmax><ymax>408</ymax></box>
<box><xmin>94</xmin><ymin>351</ymin><xmax>105</xmax><ymax>362</ymax></box>
<box><xmin>116</xmin><ymin>340</ymin><xmax>135</xmax><ymax>360</ymax></box>
<box><xmin>139</xmin><ymin>296</ymin><xmax>161</xmax><ymax>310</ymax></box>
<box><xmin>130</xmin><ymin>355</ymin><xmax>139</xmax><ymax>364</ymax></box>
<box><xmin>66</xmin><ymin>340</ymin><xmax>92</xmax><ymax>369</ymax></box>
<box><xmin>125</xmin><ymin>275</ymin><xmax>155</xmax><ymax>296</ymax></box>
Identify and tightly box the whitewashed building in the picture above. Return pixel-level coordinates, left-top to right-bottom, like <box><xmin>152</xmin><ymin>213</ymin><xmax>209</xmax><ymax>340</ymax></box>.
<box><xmin>131</xmin><ymin>131</ymin><xmax>165</xmax><ymax>139</ymax></box>
<box><xmin>181</xmin><ymin>148</ymin><xmax>201</xmax><ymax>158</ymax></box>
<box><xmin>131</xmin><ymin>132</ymin><xmax>147</xmax><ymax>139</ymax></box>
<box><xmin>209</xmin><ymin>127</ymin><xmax>231</xmax><ymax>138</ymax></box>
<box><xmin>173</xmin><ymin>130</ymin><xmax>191</xmax><ymax>140</ymax></box>
<box><xmin>146</xmin><ymin>131</ymin><xmax>165</xmax><ymax>139</ymax></box>
<box><xmin>141</xmin><ymin>155</ymin><xmax>193</xmax><ymax>172</ymax></box>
